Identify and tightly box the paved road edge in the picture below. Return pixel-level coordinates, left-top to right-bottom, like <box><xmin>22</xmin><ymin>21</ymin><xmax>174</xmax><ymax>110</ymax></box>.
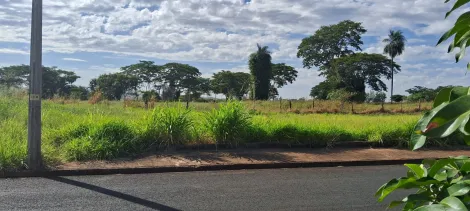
<box><xmin>0</xmin><ymin>158</ymin><xmax>427</xmax><ymax>178</ymax></box>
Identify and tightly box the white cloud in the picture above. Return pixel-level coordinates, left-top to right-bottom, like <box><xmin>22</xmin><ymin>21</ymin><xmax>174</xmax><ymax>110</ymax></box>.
<box><xmin>0</xmin><ymin>0</ymin><xmax>458</xmax><ymax>62</ymax></box>
<box><xmin>0</xmin><ymin>0</ymin><xmax>467</xmax><ymax>98</ymax></box>
<box><xmin>63</xmin><ymin>57</ymin><xmax>87</xmax><ymax>62</ymax></box>
<box><xmin>0</xmin><ymin>48</ymin><xmax>29</xmax><ymax>55</ymax></box>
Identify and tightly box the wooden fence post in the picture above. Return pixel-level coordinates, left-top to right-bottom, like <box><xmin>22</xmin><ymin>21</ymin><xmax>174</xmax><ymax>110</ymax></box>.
<box><xmin>351</xmin><ymin>102</ymin><xmax>354</xmax><ymax>114</ymax></box>
<box><xmin>289</xmin><ymin>100</ymin><xmax>292</xmax><ymax>110</ymax></box>
<box><xmin>312</xmin><ymin>100</ymin><xmax>315</xmax><ymax>109</ymax></box>
<box><xmin>279</xmin><ymin>98</ymin><xmax>282</xmax><ymax>112</ymax></box>
<box><xmin>418</xmin><ymin>99</ymin><xmax>422</xmax><ymax>111</ymax></box>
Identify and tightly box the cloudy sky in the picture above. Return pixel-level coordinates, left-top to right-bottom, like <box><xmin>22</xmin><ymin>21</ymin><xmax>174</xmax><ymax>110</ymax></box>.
<box><xmin>0</xmin><ymin>0</ymin><xmax>468</xmax><ymax>98</ymax></box>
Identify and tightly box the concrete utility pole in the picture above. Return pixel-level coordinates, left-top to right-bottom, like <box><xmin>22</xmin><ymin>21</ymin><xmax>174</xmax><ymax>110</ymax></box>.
<box><xmin>28</xmin><ymin>0</ymin><xmax>43</xmax><ymax>170</ymax></box>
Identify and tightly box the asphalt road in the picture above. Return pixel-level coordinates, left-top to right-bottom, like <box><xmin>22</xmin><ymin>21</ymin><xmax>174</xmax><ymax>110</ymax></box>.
<box><xmin>0</xmin><ymin>165</ymin><xmax>411</xmax><ymax>211</ymax></box>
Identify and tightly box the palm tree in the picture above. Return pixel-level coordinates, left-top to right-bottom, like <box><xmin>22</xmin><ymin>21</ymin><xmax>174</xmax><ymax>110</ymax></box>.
<box><xmin>383</xmin><ymin>30</ymin><xmax>406</xmax><ymax>102</ymax></box>
<box><xmin>249</xmin><ymin>44</ymin><xmax>272</xmax><ymax>100</ymax></box>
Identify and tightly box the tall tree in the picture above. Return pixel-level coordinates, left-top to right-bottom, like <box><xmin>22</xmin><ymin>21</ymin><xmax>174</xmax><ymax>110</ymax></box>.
<box><xmin>211</xmin><ymin>71</ymin><xmax>251</xmax><ymax>100</ymax></box>
<box><xmin>326</xmin><ymin>53</ymin><xmax>400</xmax><ymax>102</ymax></box>
<box><xmin>297</xmin><ymin>20</ymin><xmax>367</xmax><ymax>74</ymax></box>
<box><xmin>90</xmin><ymin>73</ymin><xmax>139</xmax><ymax>100</ymax></box>
<box><xmin>271</xmin><ymin>63</ymin><xmax>298</xmax><ymax>88</ymax></box>
<box><xmin>383</xmin><ymin>30</ymin><xmax>406</xmax><ymax>101</ymax></box>
<box><xmin>70</xmin><ymin>86</ymin><xmax>89</xmax><ymax>100</ymax></box>
<box><xmin>249</xmin><ymin>44</ymin><xmax>272</xmax><ymax>100</ymax></box>
<box><xmin>270</xmin><ymin>63</ymin><xmax>298</xmax><ymax>100</ymax></box>
<box><xmin>0</xmin><ymin>65</ymin><xmax>29</xmax><ymax>88</ymax></box>
<box><xmin>121</xmin><ymin>60</ymin><xmax>163</xmax><ymax>91</ymax></box>
<box><xmin>41</xmin><ymin>67</ymin><xmax>80</xmax><ymax>98</ymax></box>
<box><xmin>405</xmin><ymin>85</ymin><xmax>455</xmax><ymax>102</ymax></box>
<box><xmin>160</xmin><ymin>63</ymin><xmax>201</xmax><ymax>101</ymax></box>
<box><xmin>182</xmin><ymin>77</ymin><xmax>212</xmax><ymax>101</ymax></box>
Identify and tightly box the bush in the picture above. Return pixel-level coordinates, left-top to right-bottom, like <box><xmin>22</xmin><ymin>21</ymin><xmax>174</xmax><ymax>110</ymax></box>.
<box><xmin>205</xmin><ymin>100</ymin><xmax>251</xmax><ymax>147</ymax></box>
<box><xmin>145</xmin><ymin>104</ymin><xmax>193</xmax><ymax>148</ymax></box>
<box><xmin>391</xmin><ymin>95</ymin><xmax>405</xmax><ymax>103</ymax></box>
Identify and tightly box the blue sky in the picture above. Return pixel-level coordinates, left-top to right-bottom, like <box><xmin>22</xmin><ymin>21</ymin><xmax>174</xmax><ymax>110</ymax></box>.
<box><xmin>0</xmin><ymin>0</ymin><xmax>468</xmax><ymax>98</ymax></box>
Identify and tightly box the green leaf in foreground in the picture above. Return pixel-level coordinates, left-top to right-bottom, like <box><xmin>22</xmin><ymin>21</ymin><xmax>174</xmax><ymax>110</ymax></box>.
<box><xmin>424</xmin><ymin>111</ymin><xmax>470</xmax><ymax>138</ymax></box>
<box><xmin>405</xmin><ymin>164</ymin><xmax>427</xmax><ymax>178</ymax></box>
<box><xmin>410</xmin><ymin>103</ymin><xmax>448</xmax><ymax>150</ymax></box>
<box><xmin>433</xmin><ymin>87</ymin><xmax>452</xmax><ymax>108</ymax></box>
<box><xmin>450</xmin><ymin>87</ymin><xmax>470</xmax><ymax>102</ymax></box>
<box><xmin>423</xmin><ymin>95</ymin><xmax>470</xmax><ymax>138</ymax></box>
<box><xmin>447</xmin><ymin>183</ymin><xmax>470</xmax><ymax>196</ymax></box>
<box><xmin>413</xmin><ymin>204</ymin><xmax>453</xmax><ymax>211</ymax></box>
<box><xmin>446</xmin><ymin>0</ymin><xmax>470</xmax><ymax>18</ymax></box>
<box><xmin>387</xmin><ymin>200</ymin><xmax>403</xmax><ymax>209</ymax></box>
<box><xmin>440</xmin><ymin>196</ymin><xmax>468</xmax><ymax>211</ymax></box>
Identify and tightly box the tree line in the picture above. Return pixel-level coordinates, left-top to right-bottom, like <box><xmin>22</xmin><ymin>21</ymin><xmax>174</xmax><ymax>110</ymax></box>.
<box><xmin>0</xmin><ymin>19</ymin><xmax>449</xmax><ymax>103</ymax></box>
<box><xmin>0</xmin><ymin>53</ymin><xmax>298</xmax><ymax>102</ymax></box>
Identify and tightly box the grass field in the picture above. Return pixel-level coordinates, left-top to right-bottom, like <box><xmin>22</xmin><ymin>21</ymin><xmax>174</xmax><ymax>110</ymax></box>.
<box><xmin>0</xmin><ymin>93</ymin><xmax>457</xmax><ymax>171</ymax></box>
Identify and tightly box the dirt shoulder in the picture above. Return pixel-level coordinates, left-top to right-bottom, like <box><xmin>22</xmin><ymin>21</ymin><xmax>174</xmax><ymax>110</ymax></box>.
<box><xmin>57</xmin><ymin>147</ymin><xmax>470</xmax><ymax>170</ymax></box>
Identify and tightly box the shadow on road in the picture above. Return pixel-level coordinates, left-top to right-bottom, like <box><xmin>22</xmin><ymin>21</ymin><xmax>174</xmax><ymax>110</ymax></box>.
<box><xmin>46</xmin><ymin>176</ymin><xmax>181</xmax><ymax>211</ymax></box>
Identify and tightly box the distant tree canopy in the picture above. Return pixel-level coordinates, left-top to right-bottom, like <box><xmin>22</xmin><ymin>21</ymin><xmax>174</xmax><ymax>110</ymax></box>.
<box><xmin>323</xmin><ymin>53</ymin><xmax>400</xmax><ymax>102</ymax></box>
<box><xmin>391</xmin><ymin>95</ymin><xmax>406</xmax><ymax>103</ymax></box>
<box><xmin>405</xmin><ymin>86</ymin><xmax>455</xmax><ymax>102</ymax></box>
<box><xmin>119</xmin><ymin>61</ymin><xmax>208</xmax><ymax>101</ymax></box>
<box><xmin>366</xmin><ymin>91</ymin><xmax>387</xmax><ymax>103</ymax></box>
<box><xmin>297</xmin><ymin>20</ymin><xmax>367</xmax><ymax>73</ymax></box>
<box><xmin>301</xmin><ymin>20</ymin><xmax>405</xmax><ymax>103</ymax></box>
<box><xmin>90</xmin><ymin>73</ymin><xmax>139</xmax><ymax>101</ymax></box>
<box><xmin>271</xmin><ymin>63</ymin><xmax>298</xmax><ymax>88</ymax></box>
<box><xmin>0</xmin><ymin>65</ymin><xmax>81</xmax><ymax>99</ymax></box>
<box><xmin>121</xmin><ymin>60</ymin><xmax>162</xmax><ymax>91</ymax></box>
<box><xmin>70</xmin><ymin>86</ymin><xmax>89</xmax><ymax>100</ymax></box>
<box><xmin>310</xmin><ymin>80</ymin><xmax>338</xmax><ymax>100</ymax></box>
<box><xmin>270</xmin><ymin>63</ymin><xmax>298</xmax><ymax>99</ymax></box>
<box><xmin>211</xmin><ymin>71</ymin><xmax>251</xmax><ymax>100</ymax></box>
<box><xmin>0</xmin><ymin>65</ymin><xmax>29</xmax><ymax>88</ymax></box>
<box><xmin>42</xmin><ymin>67</ymin><xmax>81</xmax><ymax>99</ymax></box>
<box><xmin>185</xmin><ymin>77</ymin><xmax>212</xmax><ymax>101</ymax></box>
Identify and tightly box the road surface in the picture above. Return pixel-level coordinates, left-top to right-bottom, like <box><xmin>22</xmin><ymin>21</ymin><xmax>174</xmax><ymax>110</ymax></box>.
<box><xmin>0</xmin><ymin>165</ymin><xmax>410</xmax><ymax>211</ymax></box>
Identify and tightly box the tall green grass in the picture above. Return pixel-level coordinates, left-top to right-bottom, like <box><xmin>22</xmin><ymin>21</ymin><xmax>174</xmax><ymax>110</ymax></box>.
<box><xmin>205</xmin><ymin>100</ymin><xmax>251</xmax><ymax>147</ymax></box>
<box><xmin>144</xmin><ymin>104</ymin><xmax>194</xmax><ymax>148</ymax></box>
<box><xmin>0</xmin><ymin>94</ymin><xmax>457</xmax><ymax>170</ymax></box>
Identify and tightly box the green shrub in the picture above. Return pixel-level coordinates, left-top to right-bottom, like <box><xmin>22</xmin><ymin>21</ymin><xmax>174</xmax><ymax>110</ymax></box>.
<box><xmin>145</xmin><ymin>104</ymin><xmax>193</xmax><ymax>148</ymax></box>
<box><xmin>206</xmin><ymin>100</ymin><xmax>251</xmax><ymax>147</ymax></box>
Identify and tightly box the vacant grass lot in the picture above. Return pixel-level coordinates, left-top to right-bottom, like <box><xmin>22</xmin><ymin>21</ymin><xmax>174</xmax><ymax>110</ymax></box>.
<box><xmin>0</xmin><ymin>96</ymin><xmax>457</xmax><ymax>171</ymax></box>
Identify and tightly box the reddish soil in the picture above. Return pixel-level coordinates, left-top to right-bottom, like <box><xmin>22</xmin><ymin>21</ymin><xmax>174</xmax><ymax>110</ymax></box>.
<box><xmin>57</xmin><ymin>148</ymin><xmax>470</xmax><ymax>170</ymax></box>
